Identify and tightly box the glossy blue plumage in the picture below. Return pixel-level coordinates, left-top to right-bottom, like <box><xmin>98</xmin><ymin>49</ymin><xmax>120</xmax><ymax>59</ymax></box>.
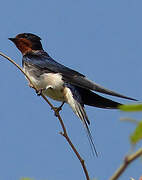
<box><xmin>9</xmin><ymin>33</ymin><xmax>137</xmax><ymax>156</ymax></box>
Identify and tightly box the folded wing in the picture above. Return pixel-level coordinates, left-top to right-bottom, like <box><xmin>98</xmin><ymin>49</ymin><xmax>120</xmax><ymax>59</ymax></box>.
<box><xmin>23</xmin><ymin>51</ymin><xmax>137</xmax><ymax>101</ymax></box>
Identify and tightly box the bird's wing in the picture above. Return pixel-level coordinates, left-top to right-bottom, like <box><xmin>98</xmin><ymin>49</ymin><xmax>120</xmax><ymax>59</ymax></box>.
<box><xmin>23</xmin><ymin>51</ymin><xmax>84</xmax><ymax>76</ymax></box>
<box><xmin>76</xmin><ymin>86</ymin><xmax>122</xmax><ymax>109</ymax></box>
<box><xmin>23</xmin><ymin>51</ymin><xmax>137</xmax><ymax>101</ymax></box>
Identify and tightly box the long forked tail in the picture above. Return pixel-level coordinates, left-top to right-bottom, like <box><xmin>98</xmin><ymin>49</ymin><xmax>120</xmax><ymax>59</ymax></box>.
<box><xmin>64</xmin><ymin>86</ymin><xmax>98</xmax><ymax>156</ymax></box>
<box><xmin>74</xmin><ymin>101</ymin><xmax>98</xmax><ymax>156</ymax></box>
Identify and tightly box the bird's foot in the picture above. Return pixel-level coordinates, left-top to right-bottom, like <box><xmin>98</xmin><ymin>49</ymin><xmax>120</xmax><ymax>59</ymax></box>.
<box><xmin>52</xmin><ymin>102</ymin><xmax>65</xmax><ymax>117</ymax></box>
<box><xmin>36</xmin><ymin>88</ymin><xmax>45</xmax><ymax>96</ymax></box>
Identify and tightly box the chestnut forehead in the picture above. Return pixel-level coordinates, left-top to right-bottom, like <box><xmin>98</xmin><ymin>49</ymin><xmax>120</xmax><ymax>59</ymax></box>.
<box><xmin>15</xmin><ymin>38</ymin><xmax>33</xmax><ymax>48</ymax></box>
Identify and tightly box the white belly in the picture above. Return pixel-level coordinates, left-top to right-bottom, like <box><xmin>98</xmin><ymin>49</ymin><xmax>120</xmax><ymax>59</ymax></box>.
<box><xmin>24</xmin><ymin>67</ymin><xmax>66</xmax><ymax>101</ymax></box>
<box><xmin>43</xmin><ymin>87</ymin><xmax>65</xmax><ymax>101</ymax></box>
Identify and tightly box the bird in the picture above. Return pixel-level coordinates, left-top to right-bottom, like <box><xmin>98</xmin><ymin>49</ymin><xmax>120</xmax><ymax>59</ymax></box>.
<box><xmin>9</xmin><ymin>33</ymin><xmax>137</xmax><ymax>156</ymax></box>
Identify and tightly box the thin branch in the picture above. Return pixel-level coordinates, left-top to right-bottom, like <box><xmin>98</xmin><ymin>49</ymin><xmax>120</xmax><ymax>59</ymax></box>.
<box><xmin>0</xmin><ymin>51</ymin><xmax>90</xmax><ymax>180</ymax></box>
<box><xmin>56</xmin><ymin>110</ymin><xmax>90</xmax><ymax>180</ymax></box>
<box><xmin>109</xmin><ymin>148</ymin><xmax>142</xmax><ymax>180</ymax></box>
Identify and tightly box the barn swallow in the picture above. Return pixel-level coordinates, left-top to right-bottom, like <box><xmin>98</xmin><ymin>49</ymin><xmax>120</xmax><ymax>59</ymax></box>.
<box><xmin>9</xmin><ymin>33</ymin><xmax>137</xmax><ymax>155</ymax></box>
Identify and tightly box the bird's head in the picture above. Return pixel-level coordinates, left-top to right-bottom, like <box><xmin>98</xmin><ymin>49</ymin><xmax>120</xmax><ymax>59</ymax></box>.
<box><xmin>9</xmin><ymin>33</ymin><xmax>43</xmax><ymax>55</ymax></box>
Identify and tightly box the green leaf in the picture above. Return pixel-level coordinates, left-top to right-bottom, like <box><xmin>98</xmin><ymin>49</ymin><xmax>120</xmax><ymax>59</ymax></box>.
<box><xmin>119</xmin><ymin>104</ymin><xmax>142</xmax><ymax>112</ymax></box>
<box><xmin>130</xmin><ymin>121</ymin><xmax>142</xmax><ymax>144</ymax></box>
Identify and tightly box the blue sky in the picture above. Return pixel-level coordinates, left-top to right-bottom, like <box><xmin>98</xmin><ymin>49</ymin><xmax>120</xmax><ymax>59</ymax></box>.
<box><xmin>0</xmin><ymin>0</ymin><xmax>142</xmax><ymax>179</ymax></box>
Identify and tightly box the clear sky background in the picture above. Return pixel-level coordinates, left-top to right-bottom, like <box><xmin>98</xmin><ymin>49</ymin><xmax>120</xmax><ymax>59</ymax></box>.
<box><xmin>0</xmin><ymin>0</ymin><xmax>142</xmax><ymax>180</ymax></box>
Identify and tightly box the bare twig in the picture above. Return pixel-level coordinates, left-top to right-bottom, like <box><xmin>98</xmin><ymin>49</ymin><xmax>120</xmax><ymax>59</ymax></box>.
<box><xmin>109</xmin><ymin>148</ymin><xmax>142</xmax><ymax>180</ymax></box>
<box><xmin>0</xmin><ymin>51</ymin><xmax>90</xmax><ymax>180</ymax></box>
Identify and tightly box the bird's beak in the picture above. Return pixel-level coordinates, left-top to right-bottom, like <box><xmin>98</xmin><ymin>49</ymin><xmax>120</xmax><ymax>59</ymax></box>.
<box><xmin>8</xmin><ymin>38</ymin><xmax>16</xmax><ymax>42</ymax></box>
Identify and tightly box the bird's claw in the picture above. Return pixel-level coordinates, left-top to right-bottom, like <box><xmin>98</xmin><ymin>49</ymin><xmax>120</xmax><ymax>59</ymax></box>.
<box><xmin>36</xmin><ymin>88</ymin><xmax>44</xmax><ymax>96</ymax></box>
<box><xmin>54</xmin><ymin>107</ymin><xmax>61</xmax><ymax>117</ymax></box>
<box><xmin>52</xmin><ymin>102</ymin><xmax>65</xmax><ymax>117</ymax></box>
<box><xmin>52</xmin><ymin>106</ymin><xmax>62</xmax><ymax>117</ymax></box>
